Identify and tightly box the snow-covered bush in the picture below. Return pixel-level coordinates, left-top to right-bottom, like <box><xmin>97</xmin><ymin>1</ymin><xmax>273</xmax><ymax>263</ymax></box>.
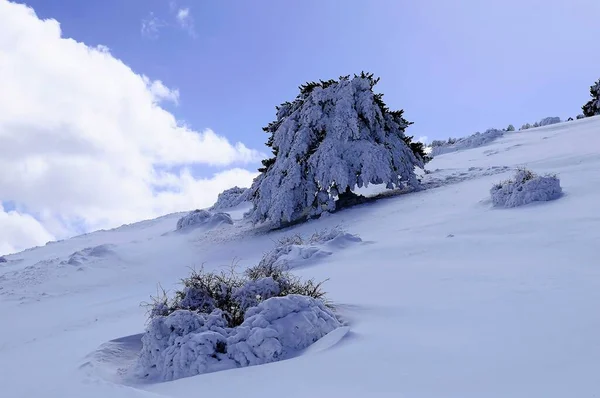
<box><xmin>582</xmin><ymin>79</ymin><xmax>600</xmax><ymax>117</ymax></box>
<box><xmin>210</xmin><ymin>187</ymin><xmax>250</xmax><ymax>211</ymax></box>
<box><xmin>176</xmin><ymin>209</ymin><xmax>233</xmax><ymax>230</ymax></box>
<box><xmin>429</xmin><ymin>128</ymin><xmax>504</xmax><ymax>157</ymax></box>
<box><xmin>252</xmin><ymin>228</ymin><xmax>362</xmax><ymax>274</ymax></box>
<box><xmin>520</xmin><ymin>117</ymin><xmax>561</xmax><ymax>131</ymax></box>
<box><xmin>506</xmin><ymin>124</ymin><xmax>515</xmax><ymax>132</ymax></box>
<box><xmin>577</xmin><ymin>114</ymin><xmax>586</xmax><ymax>120</ymax></box>
<box><xmin>138</xmin><ymin>248</ymin><xmax>339</xmax><ymax>381</ymax></box>
<box><xmin>520</xmin><ymin>123</ymin><xmax>532</xmax><ymax>131</ymax></box>
<box><xmin>538</xmin><ymin>116</ymin><xmax>561</xmax><ymax>126</ymax></box>
<box><xmin>137</xmin><ymin>295</ymin><xmax>340</xmax><ymax>381</ymax></box>
<box><xmin>490</xmin><ymin>169</ymin><xmax>562</xmax><ymax>208</ymax></box>
<box><xmin>249</xmin><ymin>72</ymin><xmax>423</xmax><ymax>226</ymax></box>
<box><xmin>0</xmin><ymin>256</ymin><xmax>6</xmax><ymax>263</ymax></box>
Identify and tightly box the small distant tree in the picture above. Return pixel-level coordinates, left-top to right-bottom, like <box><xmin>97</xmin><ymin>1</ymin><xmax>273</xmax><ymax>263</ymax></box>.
<box><xmin>582</xmin><ymin>79</ymin><xmax>600</xmax><ymax>117</ymax></box>
<box><xmin>506</xmin><ymin>124</ymin><xmax>515</xmax><ymax>131</ymax></box>
<box><xmin>249</xmin><ymin>73</ymin><xmax>424</xmax><ymax>226</ymax></box>
<box><xmin>576</xmin><ymin>114</ymin><xmax>585</xmax><ymax>120</ymax></box>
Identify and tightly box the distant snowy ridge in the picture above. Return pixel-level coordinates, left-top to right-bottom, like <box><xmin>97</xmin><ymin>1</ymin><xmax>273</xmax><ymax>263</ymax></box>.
<box><xmin>429</xmin><ymin>128</ymin><xmax>505</xmax><ymax>157</ymax></box>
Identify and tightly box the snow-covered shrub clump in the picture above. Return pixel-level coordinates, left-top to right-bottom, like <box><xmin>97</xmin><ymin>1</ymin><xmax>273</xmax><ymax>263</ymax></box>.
<box><xmin>176</xmin><ymin>209</ymin><xmax>233</xmax><ymax>231</ymax></box>
<box><xmin>583</xmin><ymin>78</ymin><xmax>600</xmax><ymax>117</ymax></box>
<box><xmin>256</xmin><ymin>228</ymin><xmax>362</xmax><ymax>272</ymax></box>
<box><xmin>137</xmin><ymin>295</ymin><xmax>340</xmax><ymax>381</ymax></box>
<box><xmin>429</xmin><ymin>128</ymin><xmax>504</xmax><ymax>157</ymax></box>
<box><xmin>520</xmin><ymin>117</ymin><xmax>561</xmax><ymax>130</ymax></box>
<box><xmin>490</xmin><ymin>169</ymin><xmax>562</xmax><ymax>208</ymax></box>
<box><xmin>137</xmin><ymin>256</ymin><xmax>338</xmax><ymax>381</ymax></box>
<box><xmin>248</xmin><ymin>72</ymin><xmax>424</xmax><ymax>226</ymax></box>
<box><xmin>0</xmin><ymin>256</ymin><xmax>6</xmax><ymax>263</ymax></box>
<box><xmin>210</xmin><ymin>187</ymin><xmax>250</xmax><ymax>211</ymax></box>
<box><xmin>538</xmin><ymin>116</ymin><xmax>561</xmax><ymax>126</ymax></box>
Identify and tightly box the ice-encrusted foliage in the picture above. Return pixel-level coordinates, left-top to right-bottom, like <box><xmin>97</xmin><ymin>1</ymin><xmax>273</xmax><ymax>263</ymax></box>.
<box><xmin>176</xmin><ymin>209</ymin><xmax>233</xmax><ymax>230</ymax></box>
<box><xmin>249</xmin><ymin>73</ymin><xmax>423</xmax><ymax>225</ymax></box>
<box><xmin>520</xmin><ymin>117</ymin><xmax>562</xmax><ymax>130</ymax></box>
<box><xmin>137</xmin><ymin>295</ymin><xmax>341</xmax><ymax>381</ymax></box>
<box><xmin>430</xmin><ymin>128</ymin><xmax>504</xmax><ymax>157</ymax></box>
<box><xmin>583</xmin><ymin>79</ymin><xmax>600</xmax><ymax>117</ymax></box>
<box><xmin>210</xmin><ymin>187</ymin><xmax>250</xmax><ymax>211</ymax></box>
<box><xmin>490</xmin><ymin>169</ymin><xmax>562</xmax><ymax>208</ymax></box>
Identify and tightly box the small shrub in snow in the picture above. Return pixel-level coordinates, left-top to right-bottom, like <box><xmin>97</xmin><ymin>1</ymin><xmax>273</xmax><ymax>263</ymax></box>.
<box><xmin>137</xmin><ymin>295</ymin><xmax>340</xmax><ymax>381</ymax></box>
<box><xmin>520</xmin><ymin>117</ymin><xmax>561</xmax><ymax>131</ymax></box>
<box><xmin>520</xmin><ymin>123</ymin><xmax>532</xmax><ymax>131</ymax></box>
<box><xmin>210</xmin><ymin>187</ymin><xmax>250</xmax><ymax>211</ymax></box>
<box><xmin>577</xmin><ymin>114</ymin><xmax>586</xmax><ymax>120</ymax></box>
<box><xmin>582</xmin><ymin>78</ymin><xmax>600</xmax><ymax>117</ymax></box>
<box><xmin>176</xmin><ymin>209</ymin><xmax>233</xmax><ymax>230</ymax></box>
<box><xmin>490</xmin><ymin>169</ymin><xmax>562</xmax><ymax>208</ymax></box>
<box><xmin>538</xmin><ymin>116</ymin><xmax>561</xmax><ymax>126</ymax></box>
<box><xmin>506</xmin><ymin>124</ymin><xmax>515</xmax><ymax>132</ymax></box>
<box><xmin>0</xmin><ymin>256</ymin><xmax>6</xmax><ymax>263</ymax></box>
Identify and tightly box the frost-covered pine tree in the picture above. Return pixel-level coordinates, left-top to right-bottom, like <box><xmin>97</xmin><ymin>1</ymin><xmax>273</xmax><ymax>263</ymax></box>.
<box><xmin>249</xmin><ymin>73</ymin><xmax>424</xmax><ymax>225</ymax></box>
<box><xmin>582</xmin><ymin>79</ymin><xmax>600</xmax><ymax>117</ymax></box>
<box><xmin>506</xmin><ymin>124</ymin><xmax>515</xmax><ymax>132</ymax></box>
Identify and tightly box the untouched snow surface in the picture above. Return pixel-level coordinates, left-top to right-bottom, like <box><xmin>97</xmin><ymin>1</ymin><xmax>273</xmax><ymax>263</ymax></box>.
<box><xmin>2</xmin><ymin>117</ymin><xmax>600</xmax><ymax>397</ymax></box>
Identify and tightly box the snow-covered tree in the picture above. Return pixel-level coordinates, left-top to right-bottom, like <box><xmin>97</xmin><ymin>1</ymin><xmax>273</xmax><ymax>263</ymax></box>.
<box><xmin>249</xmin><ymin>73</ymin><xmax>423</xmax><ymax>225</ymax></box>
<box><xmin>582</xmin><ymin>79</ymin><xmax>600</xmax><ymax>117</ymax></box>
<box><xmin>506</xmin><ymin>124</ymin><xmax>515</xmax><ymax>132</ymax></box>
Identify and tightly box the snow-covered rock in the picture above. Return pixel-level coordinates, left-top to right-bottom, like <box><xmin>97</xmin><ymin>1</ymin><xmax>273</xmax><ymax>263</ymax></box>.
<box><xmin>176</xmin><ymin>210</ymin><xmax>233</xmax><ymax>231</ymax></box>
<box><xmin>136</xmin><ymin>295</ymin><xmax>341</xmax><ymax>381</ymax></box>
<box><xmin>490</xmin><ymin>169</ymin><xmax>562</xmax><ymax>208</ymax></box>
<box><xmin>210</xmin><ymin>187</ymin><xmax>250</xmax><ymax>211</ymax></box>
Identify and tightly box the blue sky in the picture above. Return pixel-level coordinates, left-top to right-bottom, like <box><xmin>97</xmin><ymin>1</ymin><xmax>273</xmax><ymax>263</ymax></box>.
<box><xmin>23</xmin><ymin>0</ymin><xmax>600</xmax><ymax>151</ymax></box>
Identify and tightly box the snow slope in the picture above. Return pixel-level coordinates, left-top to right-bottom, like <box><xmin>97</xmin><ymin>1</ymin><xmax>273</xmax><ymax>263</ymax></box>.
<box><xmin>1</xmin><ymin>117</ymin><xmax>600</xmax><ymax>397</ymax></box>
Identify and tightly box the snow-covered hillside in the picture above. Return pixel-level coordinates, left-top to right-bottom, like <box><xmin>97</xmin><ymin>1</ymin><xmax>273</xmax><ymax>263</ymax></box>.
<box><xmin>2</xmin><ymin>117</ymin><xmax>600</xmax><ymax>397</ymax></box>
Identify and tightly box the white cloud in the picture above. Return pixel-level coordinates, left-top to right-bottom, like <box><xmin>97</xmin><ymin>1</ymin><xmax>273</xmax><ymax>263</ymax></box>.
<box><xmin>142</xmin><ymin>76</ymin><xmax>180</xmax><ymax>105</ymax></box>
<box><xmin>141</xmin><ymin>12</ymin><xmax>165</xmax><ymax>39</ymax></box>
<box><xmin>0</xmin><ymin>1</ymin><xmax>262</xmax><ymax>253</ymax></box>
<box><xmin>0</xmin><ymin>204</ymin><xmax>55</xmax><ymax>255</ymax></box>
<box><xmin>175</xmin><ymin>7</ymin><xmax>196</xmax><ymax>38</ymax></box>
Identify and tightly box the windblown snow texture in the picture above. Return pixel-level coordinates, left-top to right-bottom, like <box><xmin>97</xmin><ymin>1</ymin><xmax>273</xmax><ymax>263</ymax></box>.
<box><xmin>136</xmin><ymin>295</ymin><xmax>341</xmax><ymax>381</ymax></box>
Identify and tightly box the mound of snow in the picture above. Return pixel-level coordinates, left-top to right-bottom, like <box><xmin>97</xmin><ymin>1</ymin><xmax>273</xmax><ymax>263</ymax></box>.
<box><xmin>176</xmin><ymin>210</ymin><xmax>233</xmax><ymax>231</ymax></box>
<box><xmin>260</xmin><ymin>229</ymin><xmax>362</xmax><ymax>271</ymax></box>
<box><xmin>430</xmin><ymin>128</ymin><xmax>504</xmax><ymax>157</ymax></box>
<box><xmin>136</xmin><ymin>295</ymin><xmax>341</xmax><ymax>381</ymax></box>
<box><xmin>491</xmin><ymin>169</ymin><xmax>562</xmax><ymax>208</ymax></box>
<box><xmin>63</xmin><ymin>244</ymin><xmax>116</xmax><ymax>266</ymax></box>
<box><xmin>210</xmin><ymin>187</ymin><xmax>250</xmax><ymax>211</ymax></box>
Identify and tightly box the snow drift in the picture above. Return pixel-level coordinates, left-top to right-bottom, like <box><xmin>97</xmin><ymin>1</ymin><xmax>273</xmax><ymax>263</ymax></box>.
<box><xmin>491</xmin><ymin>169</ymin><xmax>562</xmax><ymax>208</ymax></box>
<box><xmin>136</xmin><ymin>295</ymin><xmax>341</xmax><ymax>381</ymax></box>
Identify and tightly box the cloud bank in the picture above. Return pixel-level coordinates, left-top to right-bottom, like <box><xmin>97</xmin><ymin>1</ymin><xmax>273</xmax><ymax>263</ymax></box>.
<box><xmin>0</xmin><ymin>0</ymin><xmax>261</xmax><ymax>254</ymax></box>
